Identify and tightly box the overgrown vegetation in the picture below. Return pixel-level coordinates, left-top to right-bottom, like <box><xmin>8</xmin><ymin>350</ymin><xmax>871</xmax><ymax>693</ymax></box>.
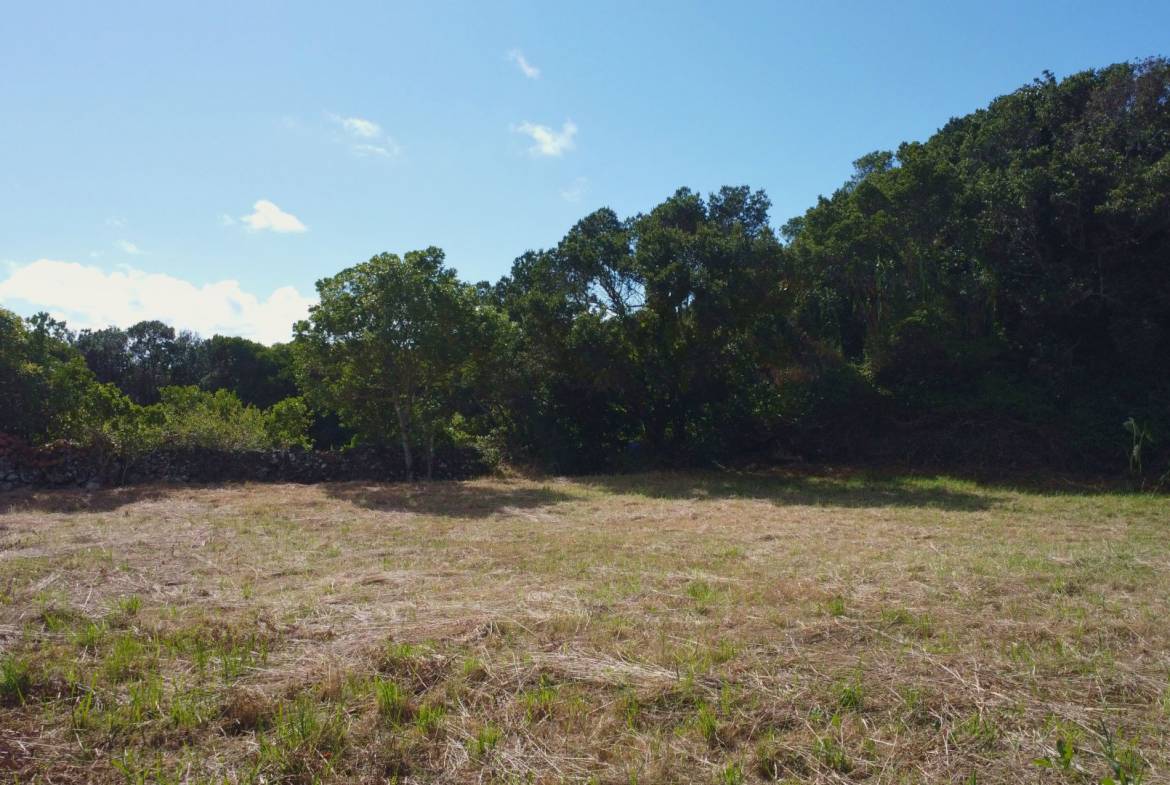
<box><xmin>3</xmin><ymin>58</ymin><xmax>1169</xmax><ymax>480</ymax></box>
<box><xmin>1</xmin><ymin>312</ymin><xmax>311</xmax><ymax>456</ymax></box>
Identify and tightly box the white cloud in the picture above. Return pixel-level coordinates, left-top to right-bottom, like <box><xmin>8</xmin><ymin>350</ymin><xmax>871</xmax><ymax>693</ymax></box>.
<box><xmin>116</xmin><ymin>239</ymin><xmax>143</xmax><ymax>255</ymax></box>
<box><xmin>507</xmin><ymin>49</ymin><xmax>540</xmax><ymax>79</ymax></box>
<box><xmin>219</xmin><ymin>213</ymin><xmax>237</xmax><ymax>227</ymax></box>
<box><xmin>353</xmin><ymin>141</ymin><xmax>401</xmax><ymax>158</ymax></box>
<box><xmin>105</xmin><ymin>217</ymin><xmax>126</xmax><ymax>228</ymax></box>
<box><xmin>328</xmin><ymin>114</ymin><xmax>402</xmax><ymax>160</ymax></box>
<box><xmin>240</xmin><ymin>199</ymin><xmax>307</xmax><ymax>233</ymax></box>
<box><xmin>0</xmin><ymin>259</ymin><xmax>314</xmax><ymax>345</ymax></box>
<box><xmin>514</xmin><ymin>120</ymin><xmax>577</xmax><ymax>157</ymax></box>
<box><xmin>561</xmin><ymin>176</ymin><xmax>588</xmax><ymax>202</ymax></box>
<box><xmin>339</xmin><ymin>116</ymin><xmax>381</xmax><ymax>138</ymax></box>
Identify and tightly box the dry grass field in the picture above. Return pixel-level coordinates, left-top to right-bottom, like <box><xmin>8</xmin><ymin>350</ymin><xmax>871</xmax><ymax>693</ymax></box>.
<box><xmin>1</xmin><ymin>471</ymin><xmax>1168</xmax><ymax>784</ymax></box>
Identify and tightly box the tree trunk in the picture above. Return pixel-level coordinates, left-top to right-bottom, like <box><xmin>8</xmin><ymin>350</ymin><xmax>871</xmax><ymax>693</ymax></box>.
<box><xmin>426</xmin><ymin>429</ymin><xmax>435</xmax><ymax>481</ymax></box>
<box><xmin>394</xmin><ymin>402</ymin><xmax>413</xmax><ymax>479</ymax></box>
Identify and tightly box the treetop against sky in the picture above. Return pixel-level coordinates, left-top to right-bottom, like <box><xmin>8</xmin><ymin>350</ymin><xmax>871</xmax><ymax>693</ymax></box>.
<box><xmin>2</xmin><ymin>0</ymin><xmax>1167</xmax><ymax>343</ymax></box>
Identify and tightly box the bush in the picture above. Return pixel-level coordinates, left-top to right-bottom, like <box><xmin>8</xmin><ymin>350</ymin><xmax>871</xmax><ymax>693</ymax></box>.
<box><xmin>263</xmin><ymin>397</ymin><xmax>313</xmax><ymax>450</ymax></box>
<box><xmin>769</xmin><ymin>358</ymin><xmax>882</xmax><ymax>460</ymax></box>
<box><xmin>96</xmin><ymin>387</ymin><xmax>311</xmax><ymax>460</ymax></box>
<box><xmin>870</xmin><ymin>309</ymin><xmax>1004</xmax><ymax>398</ymax></box>
<box><xmin>0</xmin><ymin>308</ymin><xmax>129</xmax><ymax>445</ymax></box>
<box><xmin>153</xmin><ymin>387</ymin><xmax>268</xmax><ymax>450</ymax></box>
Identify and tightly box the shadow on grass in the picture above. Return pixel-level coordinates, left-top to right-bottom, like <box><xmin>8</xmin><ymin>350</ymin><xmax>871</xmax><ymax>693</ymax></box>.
<box><xmin>322</xmin><ymin>480</ymin><xmax>575</xmax><ymax>519</ymax></box>
<box><xmin>580</xmin><ymin>468</ymin><xmax>1006</xmax><ymax>512</ymax></box>
<box><xmin>5</xmin><ymin>465</ymin><xmax>1125</xmax><ymax>519</ymax></box>
<box><xmin>0</xmin><ymin>484</ymin><xmax>179</xmax><ymax>515</ymax></box>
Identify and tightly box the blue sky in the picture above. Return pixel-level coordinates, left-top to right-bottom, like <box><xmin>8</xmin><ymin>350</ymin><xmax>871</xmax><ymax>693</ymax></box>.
<box><xmin>2</xmin><ymin>0</ymin><xmax>1167</xmax><ymax>342</ymax></box>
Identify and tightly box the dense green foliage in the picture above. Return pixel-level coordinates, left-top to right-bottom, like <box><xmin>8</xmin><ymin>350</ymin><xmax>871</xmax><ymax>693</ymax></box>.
<box><xmin>125</xmin><ymin>387</ymin><xmax>311</xmax><ymax>452</ymax></box>
<box><xmin>783</xmin><ymin>58</ymin><xmax>1170</xmax><ymax>471</ymax></box>
<box><xmin>3</xmin><ymin>59</ymin><xmax>1167</xmax><ymax>480</ymax></box>
<box><xmin>293</xmin><ymin>248</ymin><xmax>505</xmax><ymax>477</ymax></box>
<box><xmin>74</xmin><ymin>324</ymin><xmax>297</xmax><ymax>407</ymax></box>
<box><xmin>0</xmin><ymin>308</ymin><xmax>310</xmax><ymax>456</ymax></box>
<box><xmin>0</xmin><ymin>310</ymin><xmax>124</xmax><ymax>444</ymax></box>
<box><xmin>487</xmin><ymin>186</ymin><xmax>840</xmax><ymax>470</ymax></box>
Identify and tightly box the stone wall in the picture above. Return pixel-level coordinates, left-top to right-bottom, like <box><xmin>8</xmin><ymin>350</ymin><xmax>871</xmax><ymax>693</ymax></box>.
<box><xmin>0</xmin><ymin>434</ymin><xmax>487</xmax><ymax>491</ymax></box>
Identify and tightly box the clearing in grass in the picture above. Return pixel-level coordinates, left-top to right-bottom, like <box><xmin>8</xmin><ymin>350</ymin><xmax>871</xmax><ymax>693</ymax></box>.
<box><xmin>0</xmin><ymin>470</ymin><xmax>1167</xmax><ymax>783</ymax></box>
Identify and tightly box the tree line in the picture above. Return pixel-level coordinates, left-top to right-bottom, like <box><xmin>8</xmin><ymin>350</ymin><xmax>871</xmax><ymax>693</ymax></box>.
<box><xmin>3</xmin><ymin>58</ymin><xmax>1168</xmax><ymax>480</ymax></box>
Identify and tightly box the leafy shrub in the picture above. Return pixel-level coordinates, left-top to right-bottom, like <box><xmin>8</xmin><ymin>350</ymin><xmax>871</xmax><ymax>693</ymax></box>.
<box><xmin>99</xmin><ymin>387</ymin><xmax>311</xmax><ymax>456</ymax></box>
<box><xmin>154</xmin><ymin>387</ymin><xmax>273</xmax><ymax>450</ymax></box>
<box><xmin>870</xmin><ymin>309</ymin><xmax>1004</xmax><ymax>397</ymax></box>
<box><xmin>0</xmin><ymin>308</ymin><xmax>129</xmax><ymax>444</ymax></box>
<box><xmin>770</xmin><ymin>359</ymin><xmax>881</xmax><ymax>460</ymax></box>
<box><xmin>263</xmin><ymin>396</ymin><xmax>313</xmax><ymax>449</ymax></box>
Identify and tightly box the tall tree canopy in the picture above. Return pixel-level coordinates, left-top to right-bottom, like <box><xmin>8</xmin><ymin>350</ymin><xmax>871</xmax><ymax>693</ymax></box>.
<box><xmin>5</xmin><ymin>59</ymin><xmax>1168</xmax><ymax>479</ymax></box>
<box><xmin>782</xmin><ymin>57</ymin><xmax>1170</xmax><ymax>467</ymax></box>
<box><xmin>293</xmin><ymin>248</ymin><xmax>498</xmax><ymax>477</ymax></box>
<box><xmin>490</xmin><ymin>186</ymin><xmax>839</xmax><ymax>471</ymax></box>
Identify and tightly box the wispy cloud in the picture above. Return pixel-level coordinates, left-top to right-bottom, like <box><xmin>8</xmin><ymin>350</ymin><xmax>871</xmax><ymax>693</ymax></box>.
<box><xmin>514</xmin><ymin>120</ymin><xmax>577</xmax><ymax>157</ymax></box>
<box><xmin>0</xmin><ymin>259</ymin><xmax>315</xmax><ymax>344</ymax></box>
<box><xmin>353</xmin><ymin>141</ymin><xmax>402</xmax><ymax>158</ymax></box>
<box><xmin>329</xmin><ymin>113</ymin><xmax>402</xmax><ymax>160</ymax></box>
<box><xmin>116</xmin><ymin>239</ymin><xmax>143</xmax><ymax>255</ymax></box>
<box><xmin>339</xmin><ymin>116</ymin><xmax>381</xmax><ymax>138</ymax></box>
<box><xmin>240</xmin><ymin>200</ymin><xmax>307</xmax><ymax>233</ymax></box>
<box><xmin>507</xmin><ymin>49</ymin><xmax>540</xmax><ymax>79</ymax></box>
<box><xmin>561</xmin><ymin>176</ymin><xmax>588</xmax><ymax>202</ymax></box>
<box><xmin>105</xmin><ymin>217</ymin><xmax>126</xmax><ymax>229</ymax></box>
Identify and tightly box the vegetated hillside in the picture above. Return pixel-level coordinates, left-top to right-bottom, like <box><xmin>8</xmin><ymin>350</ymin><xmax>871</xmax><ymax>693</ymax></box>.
<box><xmin>781</xmin><ymin>57</ymin><xmax>1170</xmax><ymax>472</ymax></box>
<box><xmin>3</xmin><ymin>58</ymin><xmax>1168</xmax><ymax>481</ymax></box>
<box><xmin>1</xmin><ymin>473</ymin><xmax>1167</xmax><ymax>782</ymax></box>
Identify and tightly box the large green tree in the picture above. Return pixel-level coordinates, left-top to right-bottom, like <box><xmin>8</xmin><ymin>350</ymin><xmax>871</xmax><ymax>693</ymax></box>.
<box><xmin>0</xmin><ymin>308</ymin><xmax>125</xmax><ymax>445</ymax></box>
<box><xmin>293</xmin><ymin>248</ymin><xmax>493</xmax><ymax>478</ymax></box>
<box><xmin>782</xmin><ymin>57</ymin><xmax>1170</xmax><ymax>470</ymax></box>
<box><xmin>494</xmin><ymin>186</ymin><xmax>810</xmax><ymax>469</ymax></box>
<box><xmin>200</xmin><ymin>335</ymin><xmax>297</xmax><ymax>408</ymax></box>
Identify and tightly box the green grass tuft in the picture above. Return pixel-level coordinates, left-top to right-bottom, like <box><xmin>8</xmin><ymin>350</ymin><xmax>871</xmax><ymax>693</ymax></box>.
<box><xmin>373</xmin><ymin>677</ymin><xmax>410</xmax><ymax>724</ymax></box>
